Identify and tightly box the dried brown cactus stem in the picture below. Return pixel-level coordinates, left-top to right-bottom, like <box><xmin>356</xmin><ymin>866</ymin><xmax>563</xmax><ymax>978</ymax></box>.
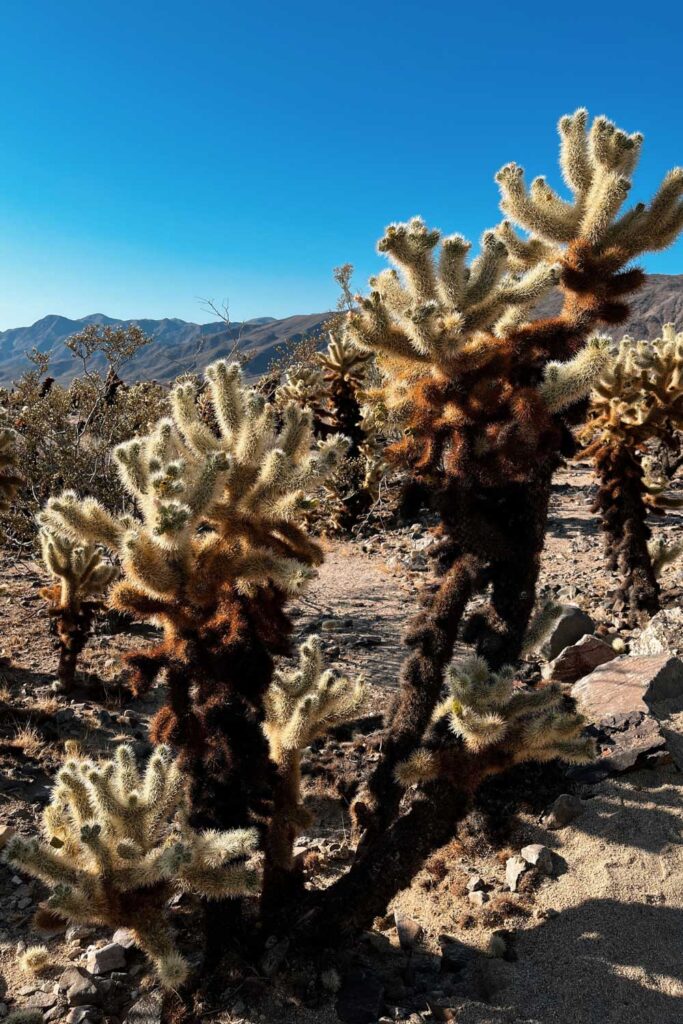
<box><xmin>592</xmin><ymin>442</ymin><xmax>660</xmax><ymax>619</ymax></box>
<box><xmin>43</xmin><ymin>588</ymin><xmax>98</xmax><ymax>692</ymax></box>
<box><xmin>354</xmin><ymin>551</ymin><xmax>481</xmax><ymax>840</ymax></box>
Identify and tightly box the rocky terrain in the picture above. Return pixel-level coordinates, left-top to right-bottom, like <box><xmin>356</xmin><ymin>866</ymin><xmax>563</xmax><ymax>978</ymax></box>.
<box><xmin>1</xmin><ymin>464</ymin><xmax>683</xmax><ymax>1024</ymax></box>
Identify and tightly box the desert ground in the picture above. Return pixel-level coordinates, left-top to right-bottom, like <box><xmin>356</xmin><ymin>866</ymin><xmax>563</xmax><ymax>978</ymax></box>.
<box><xmin>1</xmin><ymin>464</ymin><xmax>682</xmax><ymax>1024</ymax></box>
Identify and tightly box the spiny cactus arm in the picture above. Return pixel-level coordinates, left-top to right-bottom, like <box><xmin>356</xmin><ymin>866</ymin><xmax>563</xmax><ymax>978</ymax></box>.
<box><xmin>497</xmin><ymin>109</ymin><xmax>682</xmax><ymax>257</ymax></box>
<box><xmin>40</xmin><ymin>493</ymin><xmax>128</xmax><ymax>553</ymax></box>
<box><xmin>3</xmin><ymin>835</ymin><xmax>85</xmax><ymax>888</ymax></box>
<box><xmin>537</xmin><ymin>334</ymin><xmax>614</xmax><ymax>413</ymax></box>
<box><xmin>648</xmin><ymin>537</ymin><xmax>683</xmax><ymax>577</ymax></box>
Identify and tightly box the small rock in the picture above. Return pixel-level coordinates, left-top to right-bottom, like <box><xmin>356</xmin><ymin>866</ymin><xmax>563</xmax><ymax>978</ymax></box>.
<box><xmin>112</xmin><ymin>929</ymin><xmax>136</xmax><ymax>951</ymax></box>
<box><xmin>67</xmin><ymin>1008</ymin><xmax>102</xmax><ymax>1024</ymax></box>
<box><xmin>544</xmin><ymin>793</ymin><xmax>583</xmax><ymax>830</ymax></box>
<box><xmin>394</xmin><ymin>913</ymin><xmax>423</xmax><ymax>951</ymax></box>
<box><xmin>466</xmin><ymin>874</ymin><xmax>485</xmax><ymax>893</ymax></box>
<box><xmin>543</xmin><ymin>606</ymin><xmax>595</xmax><ymax>661</ymax></box>
<box><xmin>505</xmin><ymin>855</ymin><xmax>527</xmax><ymax>891</ymax></box>
<box><xmin>87</xmin><ymin>942</ymin><xmax>126</xmax><ymax>975</ymax></box>
<box><xmin>66</xmin><ymin>924</ymin><xmax>95</xmax><ymax>943</ymax></box>
<box><xmin>61</xmin><ymin>967</ymin><xmax>101</xmax><ymax>1008</ymax></box>
<box><xmin>521</xmin><ymin>844</ymin><xmax>554</xmax><ymax>874</ymax></box>
<box><xmin>468</xmin><ymin>890</ymin><xmax>489</xmax><ymax>907</ymax></box>
<box><xmin>544</xmin><ymin>634</ymin><xmax>616</xmax><ymax>683</ymax></box>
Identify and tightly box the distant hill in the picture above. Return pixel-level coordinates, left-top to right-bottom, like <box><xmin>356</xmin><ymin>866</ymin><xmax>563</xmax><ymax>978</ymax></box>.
<box><xmin>0</xmin><ymin>273</ymin><xmax>681</xmax><ymax>386</ymax></box>
<box><xmin>0</xmin><ymin>311</ymin><xmax>332</xmax><ymax>385</ymax></box>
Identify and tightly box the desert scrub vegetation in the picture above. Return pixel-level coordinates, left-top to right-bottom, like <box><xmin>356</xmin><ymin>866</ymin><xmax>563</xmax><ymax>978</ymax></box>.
<box><xmin>0</xmin><ymin>324</ymin><xmax>168</xmax><ymax>544</ymax></box>
<box><xmin>1</xmin><ymin>108</ymin><xmax>682</xmax><ymax>1015</ymax></box>
<box><xmin>579</xmin><ymin>325</ymin><xmax>683</xmax><ymax>618</ymax></box>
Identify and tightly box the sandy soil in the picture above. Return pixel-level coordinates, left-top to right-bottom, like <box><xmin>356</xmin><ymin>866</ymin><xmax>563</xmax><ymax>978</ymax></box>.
<box><xmin>0</xmin><ymin>464</ymin><xmax>682</xmax><ymax>1023</ymax></box>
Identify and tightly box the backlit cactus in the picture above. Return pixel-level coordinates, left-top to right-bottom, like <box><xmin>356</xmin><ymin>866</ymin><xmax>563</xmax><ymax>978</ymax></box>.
<box><xmin>39</xmin><ymin>529</ymin><xmax>117</xmax><ymax>691</ymax></box>
<box><xmin>263</xmin><ymin>637</ymin><xmax>363</xmax><ymax>883</ymax></box>
<box><xmin>3</xmin><ymin>744</ymin><xmax>257</xmax><ymax>988</ymax></box>
<box><xmin>39</xmin><ymin>361</ymin><xmax>347</xmax><ymax>834</ymax></box>
<box><xmin>579</xmin><ymin>326</ymin><xmax>683</xmax><ymax>617</ymax></box>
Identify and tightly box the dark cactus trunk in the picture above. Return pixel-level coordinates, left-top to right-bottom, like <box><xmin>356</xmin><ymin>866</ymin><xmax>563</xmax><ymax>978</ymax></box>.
<box><xmin>593</xmin><ymin>442</ymin><xmax>660</xmax><ymax>619</ymax></box>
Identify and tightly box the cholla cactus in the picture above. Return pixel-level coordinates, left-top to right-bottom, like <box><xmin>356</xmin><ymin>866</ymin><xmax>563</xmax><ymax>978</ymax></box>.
<box><xmin>39</xmin><ymin>529</ymin><xmax>117</xmax><ymax>691</ymax></box>
<box><xmin>3</xmin><ymin>744</ymin><xmax>257</xmax><ymax>988</ymax></box>
<box><xmin>40</xmin><ymin>361</ymin><xmax>347</xmax><ymax>833</ymax></box>
<box><xmin>275</xmin><ymin>335</ymin><xmax>384</xmax><ymax>532</ymax></box>
<box><xmin>263</xmin><ymin>638</ymin><xmax>364</xmax><ymax>882</ymax></box>
<box><xmin>579</xmin><ymin>326</ymin><xmax>683</xmax><ymax>617</ymax></box>
<box><xmin>348</xmin><ymin>110</ymin><xmax>683</xmax><ymax>844</ymax></box>
<box><xmin>396</xmin><ymin>655</ymin><xmax>592</xmax><ymax>787</ymax></box>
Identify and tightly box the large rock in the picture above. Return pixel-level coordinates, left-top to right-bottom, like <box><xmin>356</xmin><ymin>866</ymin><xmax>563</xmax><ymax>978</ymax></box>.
<box><xmin>86</xmin><ymin>942</ymin><xmax>126</xmax><ymax>975</ymax></box>
<box><xmin>544</xmin><ymin>634</ymin><xmax>617</xmax><ymax>683</ymax></box>
<box><xmin>542</xmin><ymin>606</ymin><xmax>595</xmax><ymax>661</ymax></box>
<box><xmin>571</xmin><ymin>655</ymin><xmax>683</xmax><ymax>771</ymax></box>
<box><xmin>631</xmin><ymin>607</ymin><xmax>683</xmax><ymax>657</ymax></box>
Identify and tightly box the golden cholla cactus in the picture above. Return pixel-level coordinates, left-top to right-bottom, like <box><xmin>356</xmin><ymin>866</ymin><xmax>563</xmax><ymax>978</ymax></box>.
<box><xmin>318</xmin><ymin>332</ymin><xmax>372</xmax><ymax>383</ymax></box>
<box><xmin>3</xmin><ymin>744</ymin><xmax>257</xmax><ymax>988</ymax></box>
<box><xmin>40</xmin><ymin>361</ymin><xmax>347</xmax><ymax>836</ymax></box>
<box><xmin>395</xmin><ymin>655</ymin><xmax>592</xmax><ymax>787</ymax></box>
<box><xmin>39</xmin><ymin>529</ymin><xmax>117</xmax><ymax>692</ymax></box>
<box><xmin>579</xmin><ymin>326</ymin><xmax>683</xmax><ymax>619</ymax></box>
<box><xmin>263</xmin><ymin>637</ymin><xmax>364</xmax><ymax>882</ymax></box>
<box><xmin>276</xmin><ymin>363</ymin><xmax>327</xmax><ymax>414</ymax></box>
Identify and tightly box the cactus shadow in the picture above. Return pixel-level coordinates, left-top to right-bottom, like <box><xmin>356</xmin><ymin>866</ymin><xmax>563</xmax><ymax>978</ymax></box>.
<box><xmin>505</xmin><ymin>898</ymin><xmax>683</xmax><ymax>1024</ymax></box>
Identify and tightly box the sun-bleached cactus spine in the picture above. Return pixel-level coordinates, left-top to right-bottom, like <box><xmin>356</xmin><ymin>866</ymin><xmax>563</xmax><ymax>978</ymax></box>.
<box><xmin>39</xmin><ymin>529</ymin><xmax>117</xmax><ymax>692</ymax></box>
<box><xmin>579</xmin><ymin>326</ymin><xmax>683</xmax><ymax>618</ymax></box>
<box><xmin>39</xmin><ymin>361</ymin><xmax>347</xmax><ymax>840</ymax></box>
<box><xmin>262</xmin><ymin>637</ymin><xmax>363</xmax><ymax>894</ymax></box>
<box><xmin>3</xmin><ymin>744</ymin><xmax>257</xmax><ymax>988</ymax></box>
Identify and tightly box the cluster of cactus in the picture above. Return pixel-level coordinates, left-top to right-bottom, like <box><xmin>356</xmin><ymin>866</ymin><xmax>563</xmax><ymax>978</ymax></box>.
<box><xmin>579</xmin><ymin>326</ymin><xmax>683</xmax><ymax>617</ymax></box>
<box><xmin>40</xmin><ymin>360</ymin><xmax>346</xmax><ymax>838</ymax></box>
<box><xmin>39</xmin><ymin>529</ymin><xmax>117</xmax><ymax>691</ymax></box>
<box><xmin>3</xmin><ymin>744</ymin><xmax>257</xmax><ymax>987</ymax></box>
<box><xmin>4</xmin><ymin>110</ymin><xmax>683</xmax><ymax>997</ymax></box>
<box><xmin>275</xmin><ymin>333</ymin><xmax>386</xmax><ymax>531</ymax></box>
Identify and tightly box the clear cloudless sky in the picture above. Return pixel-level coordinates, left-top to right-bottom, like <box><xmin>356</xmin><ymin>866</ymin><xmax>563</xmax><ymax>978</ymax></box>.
<box><xmin>1</xmin><ymin>0</ymin><xmax>682</xmax><ymax>329</ymax></box>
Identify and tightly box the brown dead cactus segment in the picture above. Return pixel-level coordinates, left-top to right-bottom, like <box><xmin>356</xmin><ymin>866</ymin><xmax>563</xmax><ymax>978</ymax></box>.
<box><xmin>39</xmin><ymin>360</ymin><xmax>347</xmax><ymax>834</ymax></box>
<box><xmin>579</xmin><ymin>325</ymin><xmax>683</xmax><ymax>619</ymax></box>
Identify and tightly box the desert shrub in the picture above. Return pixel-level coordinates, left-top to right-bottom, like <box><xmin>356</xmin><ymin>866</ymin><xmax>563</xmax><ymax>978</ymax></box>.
<box><xmin>578</xmin><ymin>325</ymin><xmax>683</xmax><ymax>617</ymax></box>
<box><xmin>0</xmin><ymin>328</ymin><xmax>167</xmax><ymax>545</ymax></box>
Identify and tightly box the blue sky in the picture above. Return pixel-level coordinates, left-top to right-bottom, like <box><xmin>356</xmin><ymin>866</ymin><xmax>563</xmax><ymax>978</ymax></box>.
<box><xmin>0</xmin><ymin>0</ymin><xmax>682</xmax><ymax>329</ymax></box>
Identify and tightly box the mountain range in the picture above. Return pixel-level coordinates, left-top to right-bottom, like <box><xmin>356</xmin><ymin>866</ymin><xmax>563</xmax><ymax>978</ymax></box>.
<box><xmin>0</xmin><ymin>274</ymin><xmax>681</xmax><ymax>386</ymax></box>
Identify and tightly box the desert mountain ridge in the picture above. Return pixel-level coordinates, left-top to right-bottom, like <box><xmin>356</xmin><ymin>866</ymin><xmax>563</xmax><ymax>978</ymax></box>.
<box><xmin>0</xmin><ymin>273</ymin><xmax>682</xmax><ymax>385</ymax></box>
